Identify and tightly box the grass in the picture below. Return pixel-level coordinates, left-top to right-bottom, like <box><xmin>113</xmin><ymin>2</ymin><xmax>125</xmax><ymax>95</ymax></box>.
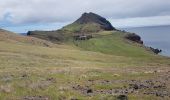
<box><xmin>63</xmin><ymin>23</ymin><xmax>102</xmax><ymax>32</ymax></box>
<box><xmin>73</xmin><ymin>31</ymin><xmax>153</xmax><ymax>57</ymax></box>
<box><xmin>0</xmin><ymin>30</ymin><xmax>170</xmax><ymax>99</ymax></box>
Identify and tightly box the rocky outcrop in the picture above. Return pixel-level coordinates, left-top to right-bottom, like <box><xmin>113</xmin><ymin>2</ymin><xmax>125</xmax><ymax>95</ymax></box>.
<box><xmin>74</xmin><ymin>12</ymin><xmax>115</xmax><ymax>31</ymax></box>
<box><xmin>125</xmin><ymin>33</ymin><xmax>143</xmax><ymax>44</ymax></box>
<box><xmin>125</xmin><ymin>33</ymin><xmax>163</xmax><ymax>54</ymax></box>
<box><xmin>149</xmin><ymin>47</ymin><xmax>162</xmax><ymax>54</ymax></box>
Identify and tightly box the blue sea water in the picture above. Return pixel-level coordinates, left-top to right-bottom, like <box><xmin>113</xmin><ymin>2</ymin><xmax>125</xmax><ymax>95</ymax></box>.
<box><xmin>122</xmin><ymin>25</ymin><xmax>170</xmax><ymax>57</ymax></box>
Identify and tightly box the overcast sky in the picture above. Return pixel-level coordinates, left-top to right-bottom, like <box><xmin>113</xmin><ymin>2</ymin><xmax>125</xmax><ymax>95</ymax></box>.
<box><xmin>0</xmin><ymin>0</ymin><xmax>170</xmax><ymax>33</ymax></box>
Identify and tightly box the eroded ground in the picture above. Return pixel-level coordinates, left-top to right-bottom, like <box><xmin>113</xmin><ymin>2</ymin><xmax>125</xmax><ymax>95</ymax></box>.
<box><xmin>0</xmin><ymin>65</ymin><xmax>170</xmax><ymax>100</ymax></box>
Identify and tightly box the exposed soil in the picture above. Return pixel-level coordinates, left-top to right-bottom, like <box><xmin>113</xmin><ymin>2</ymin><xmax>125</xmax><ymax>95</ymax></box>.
<box><xmin>72</xmin><ymin>69</ymin><xmax>170</xmax><ymax>98</ymax></box>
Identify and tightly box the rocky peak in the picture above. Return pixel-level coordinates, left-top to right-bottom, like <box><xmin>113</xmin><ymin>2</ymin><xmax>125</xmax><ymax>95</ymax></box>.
<box><xmin>74</xmin><ymin>12</ymin><xmax>115</xmax><ymax>31</ymax></box>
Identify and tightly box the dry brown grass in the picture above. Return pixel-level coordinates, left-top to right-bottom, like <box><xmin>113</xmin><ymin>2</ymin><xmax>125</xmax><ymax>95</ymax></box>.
<box><xmin>0</xmin><ymin>29</ymin><xmax>55</xmax><ymax>47</ymax></box>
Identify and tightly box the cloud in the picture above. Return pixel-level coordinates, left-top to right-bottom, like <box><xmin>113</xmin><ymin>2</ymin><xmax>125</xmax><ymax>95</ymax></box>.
<box><xmin>110</xmin><ymin>15</ymin><xmax>170</xmax><ymax>28</ymax></box>
<box><xmin>0</xmin><ymin>0</ymin><xmax>170</xmax><ymax>27</ymax></box>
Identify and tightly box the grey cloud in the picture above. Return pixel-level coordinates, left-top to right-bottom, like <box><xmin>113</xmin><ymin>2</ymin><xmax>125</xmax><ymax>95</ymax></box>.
<box><xmin>110</xmin><ymin>15</ymin><xmax>170</xmax><ymax>28</ymax></box>
<box><xmin>0</xmin><ymin>0</ymin><xmax>170</xmax><ymax>25</ymax></box>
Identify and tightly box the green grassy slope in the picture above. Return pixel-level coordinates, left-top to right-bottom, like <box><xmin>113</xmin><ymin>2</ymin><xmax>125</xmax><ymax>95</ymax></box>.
<box><xmin>0</xmin><ymin>37</ymin><xmax>170</xmax><ymax>99</ymax></box>
<box><xmin>62</xmin><ymin>23</ymin><xmax>102</xmax><ymax>33</ymax></box>
<box><xmin>73</xmin><ymin>31</ymin><xmax>153</xmax><ymax>57</ymax></box>
<box><xmin>0</xmin><ymin>29</ymin><xmax>170</xmax><ymax>99</ymax></box>
<box><xmin>70</xmin><ymin>30</ymin><xmax>170</xmax><ymax>66</ymax></box>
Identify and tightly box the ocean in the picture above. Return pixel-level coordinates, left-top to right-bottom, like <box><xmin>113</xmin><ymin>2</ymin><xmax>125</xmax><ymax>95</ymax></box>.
<box><xmin>122</xmin><ymin>25</ymin><xmax>170</xmax><ymax>57</ymax></box>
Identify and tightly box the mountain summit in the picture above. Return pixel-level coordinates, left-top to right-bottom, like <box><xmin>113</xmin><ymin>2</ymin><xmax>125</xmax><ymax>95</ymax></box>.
<box><xmin>63</xmin><ymin>12</ymin><xmax>115</xmax><ymax>32</ymax></box>
<box><xmin>74</xmin><ymin>12</ymin><xmax>115</xmax><ymax>30</ymax></box>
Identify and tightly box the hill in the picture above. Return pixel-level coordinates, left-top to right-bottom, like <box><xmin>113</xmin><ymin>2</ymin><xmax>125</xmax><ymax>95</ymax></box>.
<box><xmin>0</xmin><ymin>29</ymin><xmax>54</xmax><ymax>47</ymax></box>
<box><xmin>27</xmin><ymin>12</ymin><xmax>116</xmax><ymax>43</ymax></box>
<box><xmin>27</xmin><ymin>12</ymin><xmax>158</xmax><ymax>56</ymax></box>
<box><xmin>62</xmin><ymin>12</ymin><xmax>115</xmax><ymax>32</ymax></box>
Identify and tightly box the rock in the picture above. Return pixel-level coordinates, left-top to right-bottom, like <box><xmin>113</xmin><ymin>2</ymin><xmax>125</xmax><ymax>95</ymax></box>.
<box><xmin>125</xmin><ymin>33</ymin><xmax>143</xmax><ymax>44</ymax></box>
<box><xmin>46</xmin><ymin>77</ymin><xmax>56</xmax><ymax>83</ymax></box>
<box><xmin>129</xmin><ymin>84</ymin><xmax>139</xmax><ymax>90</ymax></box>
<box><xmin>149</xmin><ymin>47</ymin><xmax>162</xmax><ymax>54</ymax></box>
<box><xmin>87</xmin><ymin>89</ymin><xmax>93</xmax><ymax>93</ymax></box>
<box><xmin>117</xmin><ymin>95</ymin><xmax>128</xmax><ymax>100</ymax></box>
<box><xmin>22</xmin><ymin>74</ymin><xmax>28</xmax><ymax>78</ymax></box>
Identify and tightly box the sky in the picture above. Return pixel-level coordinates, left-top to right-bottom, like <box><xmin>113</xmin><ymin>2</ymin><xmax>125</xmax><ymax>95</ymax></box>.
<box><xmin>0</xmin><ymin>0</ymin><xmax>170</xmax><ymax>33</ymax></box>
